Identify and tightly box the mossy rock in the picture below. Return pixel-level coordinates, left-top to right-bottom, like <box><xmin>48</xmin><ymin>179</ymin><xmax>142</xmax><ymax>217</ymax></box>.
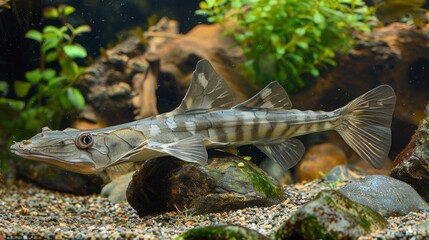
<box><xmin>273</xmin><ymin>190</ymin><xmax>387</xmax><ymax>240</ymax></box>
<box><xmin>339</xmin><ymin>175</ymin><xmax>428</xmax><ymax>217</ymax></box>
<box><xmin>126</xmin><ymin>151</ymin><xmax>283</xmax><ymax>216</ymax></box>
<box><xmin>176</xmin><ymin>224</ymin><xmax>269</xmax><ymax>240</ymax></box>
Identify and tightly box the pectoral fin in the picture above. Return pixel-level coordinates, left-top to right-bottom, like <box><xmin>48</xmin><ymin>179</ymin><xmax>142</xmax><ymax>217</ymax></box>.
<box><xmin>146</xmin><ymin>135</ymin><xmax>208</xmax><ymax>165</ymax></box>
<box><xmin>256</xmin><ymin>138</ymin><xmax>305</xmax><ymax>170</ymax></box>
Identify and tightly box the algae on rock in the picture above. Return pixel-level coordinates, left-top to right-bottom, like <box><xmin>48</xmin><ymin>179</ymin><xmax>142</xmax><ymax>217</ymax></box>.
<box><xmin>126</xmin><ymin>151</ymin><xmax>283</xmax><ymax>216</ymax></box>
<box><xmin>273</xmin><ymin>190</ymin><xmax>388</xmax><ymax>240</ymax></box>
<box><xmin>176</xmin><ymin>225</ymin><xmax>269</xmax><ymax>240</ymax></box>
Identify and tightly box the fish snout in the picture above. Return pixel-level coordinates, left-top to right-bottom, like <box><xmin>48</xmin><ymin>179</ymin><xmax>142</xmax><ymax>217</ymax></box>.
<box><xmin>10</xmin><ymin>141</ymin><xmax>32</xmax><ymax>155</ymax></box>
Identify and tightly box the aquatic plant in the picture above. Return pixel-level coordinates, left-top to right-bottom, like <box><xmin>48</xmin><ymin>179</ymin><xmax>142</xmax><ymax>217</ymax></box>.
<box><xmin>197</xmin><ymin>0</ymin><xmax>375</xmax><ymax>92</ymax></box>
<box><xmin>0</xmin><ymin>4</ymin><xmax>90</xmax><ymax>177</ymax></box>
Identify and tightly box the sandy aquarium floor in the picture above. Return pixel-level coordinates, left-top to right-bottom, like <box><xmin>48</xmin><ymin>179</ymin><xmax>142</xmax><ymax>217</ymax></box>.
<box><xmin>0</xmin><ymin>180</ymin><xmax>428</xmax><ymax>239</ymax></box>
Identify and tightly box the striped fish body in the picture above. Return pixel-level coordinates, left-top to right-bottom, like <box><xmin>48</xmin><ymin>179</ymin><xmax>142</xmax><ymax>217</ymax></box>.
<box><xmin>10</xmin><ymin>60</ymin><xmax>396</xmax><ymax>174</ymax></box>
<box><xmin>146</xmin><ymin>109</ymin><xmax>340</xmax><ymax>146</ymax></box>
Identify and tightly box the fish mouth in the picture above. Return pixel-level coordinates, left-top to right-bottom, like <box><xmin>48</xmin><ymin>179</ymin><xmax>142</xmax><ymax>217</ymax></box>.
<box><xmin>10</xmin><ymin>142</ymin><xmax>98</xmax><ymax>174</ymax></box>
<box><xmin>10</xmin><ymin>142</ymin><xmax>54</xmax><ymax>160</ymax></box>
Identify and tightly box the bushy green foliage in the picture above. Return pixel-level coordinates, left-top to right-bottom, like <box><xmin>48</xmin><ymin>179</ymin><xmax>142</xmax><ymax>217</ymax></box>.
<box><xmin>197</xmin><ymin>0</ymin><xmax>376</xmax><ymax>92</ymax></box>
<box><xmin>0</xmin><ymin>4</ymin><xmax>90</xmax><ymax>172</ymax></box>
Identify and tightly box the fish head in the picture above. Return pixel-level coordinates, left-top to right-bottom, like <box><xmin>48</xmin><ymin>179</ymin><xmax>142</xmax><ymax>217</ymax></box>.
<box><xmin>10</xmin><ymin>127</ymin><xmax>104</xmax><ymax>174</ymax></box>
<box><xmin>11</xmin><ymin>126</ymin><xmax>148</xmax><ymax>174</ymax></box>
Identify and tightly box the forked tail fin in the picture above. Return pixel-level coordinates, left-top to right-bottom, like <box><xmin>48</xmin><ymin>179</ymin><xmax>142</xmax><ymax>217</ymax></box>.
<box><xmin>335</xmin><ymin>85</ymin><xmax>396</xmax><ymax>168</ymax></box>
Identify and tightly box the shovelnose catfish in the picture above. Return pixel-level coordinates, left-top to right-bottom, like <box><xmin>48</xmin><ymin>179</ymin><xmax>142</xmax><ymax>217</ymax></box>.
<box><xmin>10</xmin><ymin>60</ymin><xmax>396</xmax><ymax>174</ymax></box>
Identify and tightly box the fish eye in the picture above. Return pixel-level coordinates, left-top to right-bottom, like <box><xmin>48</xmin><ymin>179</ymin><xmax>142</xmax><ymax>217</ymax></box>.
<box><xmin>76</xmin><ymin>133</ymin><xmax>93</xmax><ymax>149</ymax></box>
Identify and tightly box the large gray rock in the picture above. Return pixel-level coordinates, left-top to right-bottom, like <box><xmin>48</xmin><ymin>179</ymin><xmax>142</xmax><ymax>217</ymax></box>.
<box><xmin>273</xmin><ymin>190</ymin><xmax>387</xmax><ymax>240</ymax></box>
<box><xmin>339</xmin><ymin>175</ymin><xmax>428</xmax><ymax>217</ymax></box>
<box><xmin>126</xmin><ymin>151</ymin><xmax>283</xmax><ymax>216</ymax></box>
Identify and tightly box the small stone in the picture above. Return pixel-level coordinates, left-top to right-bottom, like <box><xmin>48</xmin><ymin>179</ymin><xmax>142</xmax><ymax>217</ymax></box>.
<box><xmin>323</xmin><ymin>165</ymin><xmax>367</xmax><ymax>182</ymax></box>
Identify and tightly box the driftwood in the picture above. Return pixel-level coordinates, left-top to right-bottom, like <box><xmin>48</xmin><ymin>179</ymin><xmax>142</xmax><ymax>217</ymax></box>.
<box><xmin>75</xmin><ymin>18</ymin><xmax>257</xmax><ymax>129</ymax></box>
<box><xmin>291</xmin><ymin>22</ymin><xmax>429</xmax><ymax>157</ymax></box>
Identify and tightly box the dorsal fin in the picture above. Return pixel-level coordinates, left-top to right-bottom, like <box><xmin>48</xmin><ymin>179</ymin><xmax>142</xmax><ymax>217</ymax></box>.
<box><xmin>234</xmin><ymin>81</ymin><xmax>292</xmax><ymax>110</ymax></box>
<box><xmin>176</xmin><ymin>60</ymin><xmax>234</xmax><ymax>112</ymax></box>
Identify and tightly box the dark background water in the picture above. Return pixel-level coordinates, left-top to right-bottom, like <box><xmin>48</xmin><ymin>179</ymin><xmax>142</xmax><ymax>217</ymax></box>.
<box><xmin>0</xmin><ymin>0</ymin><xmax>206</xmax><ymax>95</ymax></box>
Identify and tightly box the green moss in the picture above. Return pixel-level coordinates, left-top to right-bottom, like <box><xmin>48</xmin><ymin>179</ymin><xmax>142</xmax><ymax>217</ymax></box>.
<box><xmin>240</xmin><ymin>162</ymin><xmax>282</xmax><ymax>199</ymax></box>
<box><xmin>176</xmin><ymin>225</ymin><xmax>266</xmax><ymax>240</ymax></box>
<box><xmin>324</xmin><ymin>191</ymin><xmax>387</xmax><ymax>232</ymax></box>
<box><xmin>272</xmin><ymin>190</ymin><xmax>387</xmax><ymax>239</ymax></box>
<box><xmin>204</xmin><ymin>157</ymin><xmax>282</xmax><ymax>198</ymax></box>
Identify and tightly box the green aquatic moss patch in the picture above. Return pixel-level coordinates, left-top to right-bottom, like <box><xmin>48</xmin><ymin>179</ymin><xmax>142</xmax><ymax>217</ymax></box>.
<box><xmin>204</xmin><ymin>157</ymin><xmax>282</xmax><ymax>199</ymax></box>
<box><xmin>274</xmin><ymin>214</ymin><xmax>334</xmax><ymax>240</ymax></box>
<box><xmin>176</xmin><ymin>225</ymin><xmax>268</xmax><ymax>240</ymax></box>
<box><xmin>273</xmin><ymin>190</ymin><xmax>388</xmax><ymax>239</ymax></box>
<box><xmin>240</xmin><ymin>162</ymin><xmax>282</xmax><ymax>199</ymax></box>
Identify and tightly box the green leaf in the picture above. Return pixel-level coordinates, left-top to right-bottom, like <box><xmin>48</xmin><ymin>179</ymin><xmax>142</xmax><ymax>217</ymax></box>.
<box><xmin>13</xmin><ymin>81</ymin><xmax>32</xmax><ymax>98</ymax></box>
<box><xmin>60</xmin><ymin>92</ymin><xmax>73</xmax><ymax>110</ymax></box>
<box><xmin>42</xmin><ymin>68</ymin><xmax>56</xmax><ymax>81</ymax></box>
<box><xmin>0</xmin><ymin>98</ymin><xmax>25</xmax><ymax>111</ymax></box>
<box><xmin>41</xmin><ymin>38</ymin><xmax>61</xmax><ymax>53</ymax></box>
<box><xmin>296</xmin><ymin>41</ymin><xmax>309</xmax><ymax>50</ymax></box>
<box><xmin>43</xmin><ymin>6</ymin><xmax>59</xmax><ymax>19</ymax></box>
<box><xmin>288</xmin><ymin>54</ymin><xmax>304</xmax><ymax>65</ymax></box>
<box><xmin>44</xmin><ymin>76</ymin><xmax>65</xmax><ymax>96</ymax></box>
<box><xmin>309</xmin><ymin>66</ymin><xmax>320</xmax><ymax>77</ymax></box>
<box><xmin>45</xmin><ymin>50</ymin><xmax>58</xmax><ymax>62</ymax></box>
<box><xmin>60</xmin><ymin>60</ymin><xmax>79</xmax><ymax>80</ymax></box>
<box><xmin>43</xmin><ymin>25</ymin><xmax>61</xmax><ymax>34</ymax></box>
<box><xmin>313</xmin><ymin>11</ymin><xmax>325</xmax><ymax>25</ymax></box>
<box><xmin>63</xmin><ymin>44</ymin><xmax>87</xmax><ymax>58</ymax></box>
<box><xmin>198</xmin><ymin>2</ymin><xmax>208</xmax><ymax>10</ymax></box>
<box><xmin>59</xmin><ymin>25</ymin><xmax>68</xmax><ymax>33</ymax></box>
<box><xmin>0</xmin><ymin>81</ymin><xmax>9</xmax><ymax>95</ymax></box>
<box><xmin>295</xmin><ymin>28</ymin><xmax>306</xmax><ymax>36</ymax></box>
<box><xmin>73</xmin><ymin>25</ymin><xmax>91</xmax><ymax>35</ymax></box>
<box><xmin>206</xmin><ymin>0</ymin><xmax>216</xmax><ymax>8</ymax></box>
<box><xmin>66</xmin><ymin>87</ymin><xmax>85</xmax><ymax>110</ymax></box>
<box><xmin>25</xmin><ymin>30</ymin><xmax>43</xmax><ymax>42</ymax></box>
<box><xmin>25</xmin><ymin>69</ymin><xmax>42</xmax><ymax>84</ymax></box>
<box><xmin>59</xmin><ymin>4</ymin><xmax>75</xmax><ymax>16</ymax></box>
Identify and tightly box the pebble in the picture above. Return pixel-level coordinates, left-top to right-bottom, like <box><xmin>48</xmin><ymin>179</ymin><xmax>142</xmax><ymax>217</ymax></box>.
<box><xmin>1</xmin><ymin>180</ymin><xmax>428</xmax><ymax>239</ymax></box>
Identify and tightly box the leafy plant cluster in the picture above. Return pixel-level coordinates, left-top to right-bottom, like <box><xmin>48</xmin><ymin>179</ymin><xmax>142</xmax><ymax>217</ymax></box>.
<box><xmin>0</xmin><ymin>4</ymin><xmax>90</xmax><ymax>171</ymax></box>
<box><xmin>197</xmin><ymin>0</ymin><xmax>376</xmax><ymax>92</ymax></box>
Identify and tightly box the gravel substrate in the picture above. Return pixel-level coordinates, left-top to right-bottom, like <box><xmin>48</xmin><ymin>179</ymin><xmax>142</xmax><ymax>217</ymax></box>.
<box><xmin>0</xmin><ymin>180</ymin><xmax>428</xmax><ymax>239</ymax></box>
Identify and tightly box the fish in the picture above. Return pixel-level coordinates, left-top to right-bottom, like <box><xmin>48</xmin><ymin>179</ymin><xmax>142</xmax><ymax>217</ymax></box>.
<box><xmin>374</xmin><ymin>0</ymin><xmax>426</xmax><ymax>25</ymax></box>
<box><xmin>10</xmin><ymin>60</ymin><xmax>396</xmax><ymax>174</ymax></box>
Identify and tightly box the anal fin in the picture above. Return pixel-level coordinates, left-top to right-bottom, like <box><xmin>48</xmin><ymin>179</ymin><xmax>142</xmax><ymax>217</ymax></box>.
<box><xmin>146</xmin><ymin>135</ymin><xmax>208</xmax><ymax>165</ymax></box>
<box><xmin>256</xmin><ymin>138</ymin><xmax>305</xmax><ymax>170</ymax></box>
